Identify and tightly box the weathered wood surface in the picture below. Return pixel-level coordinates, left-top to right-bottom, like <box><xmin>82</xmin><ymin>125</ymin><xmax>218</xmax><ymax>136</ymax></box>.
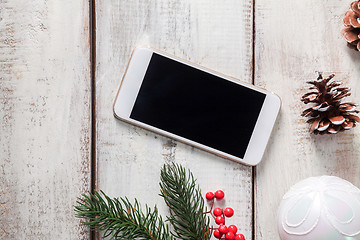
<box><xmin>0</xmin><ymin>1</ymin><xmax>91</xmax><ymax>239</ymax></box>
<box><xmin>255</xmin><ymin>0</ymin><xmax>360</xmax><ymax>239</ymax></box>
<box><xmin>3</xmin><ymin>0</ymin><xmax>360</xmax><ymax>239</ymax></box>
<box><xmin>95</xmin><ymin>0</ymin><xmax>254</xmax><ymax>239</ymax></box>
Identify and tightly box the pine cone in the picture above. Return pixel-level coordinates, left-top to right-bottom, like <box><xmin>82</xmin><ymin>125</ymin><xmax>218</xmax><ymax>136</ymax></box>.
<box><xmin>342</xmin><ymin>1</ymin><xmax>360</xmax><ymax>51</ymax></box>
<box><xmin>301</xmin><ymin>72</ymin><xmax>359</xmax><ymax>134</ymax></box>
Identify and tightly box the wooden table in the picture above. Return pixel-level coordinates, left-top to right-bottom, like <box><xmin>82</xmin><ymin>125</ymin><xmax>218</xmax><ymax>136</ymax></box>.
<box><xmin>1</xmin><ymin>0</ymin><xmax>360</xmax><ymax>239</ymax></box>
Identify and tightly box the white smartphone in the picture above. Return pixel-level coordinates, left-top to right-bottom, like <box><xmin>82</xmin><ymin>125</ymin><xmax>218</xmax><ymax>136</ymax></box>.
<box><xmin>113</xmin><ymin>47</ymin><xmax>280</xmax><ymax>166</ymax></box>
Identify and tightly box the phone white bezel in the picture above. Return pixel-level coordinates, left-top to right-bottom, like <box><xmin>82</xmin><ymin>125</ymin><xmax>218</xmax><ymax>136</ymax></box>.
<box><xmin>113</xmin><ymin>47</ymin><xmax>281</xmax><ymax>166</ymax></box>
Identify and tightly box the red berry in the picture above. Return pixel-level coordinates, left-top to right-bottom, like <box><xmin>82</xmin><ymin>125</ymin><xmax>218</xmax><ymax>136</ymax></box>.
<box><xmin>215</xmin><ymin>216</ymin><xmax>225</xmax><ymax>225</ymax></box>
<box><xmin>224</xmin><ymin>207</ymin><xmax>234</xmax><ymax>217</ymax></box>
<box><xmin>215</xmin><ymin>190</ymin><xmax>225</xmax><ymax>199</ymax></box>
<box><xmin>218</xmin><ymin>225</ymin><xmax>228</xmax><ymax>234</ymax></box>
<box><xmin>235</xmin><ymin>234</ymin><xmax>245</xmax><ymax>240</ymax></box>
<box><xmin>213</xmin><ymin>208</ymin><xmax>223</xmax><ymax>216</ymax></box>
<box><xmin>225</xmin><ymin>232</ymin><xmax>235</xmax><ymax>240</ymax></box>
<box><xmin>213</xmin><ymin>229</ymin><xmax>222</xmax><ymax>239</ymax></box>
<box><xmin>206</xmin><ymin>192</ymin><xmax>214</xmax><ymax>200</ymax></box>
<box><xmin>228</xmin><ymin>225</ymin><xmax>237</xmax><ymax>234</ymax></box>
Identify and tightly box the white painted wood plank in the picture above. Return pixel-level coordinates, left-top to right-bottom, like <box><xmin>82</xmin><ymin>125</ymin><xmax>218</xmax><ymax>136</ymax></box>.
<box><xmin>255</xmin><ymin>0</ymin><xmax>360</xmax><ymax>239</ymax></box>
<box><xmin>0</xmin><ymin>1</ymin><xmax>91</xmax><ymax>239</ymax></box>
<box><xmin>95</xmin><ymin>0</ymin><xmax>254</xmax><ymax>239</ymax></box>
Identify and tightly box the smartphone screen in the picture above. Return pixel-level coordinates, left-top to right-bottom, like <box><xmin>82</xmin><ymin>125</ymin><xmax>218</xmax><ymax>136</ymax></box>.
<box><xmin>130</xmin><ymin>53</ymin><xmax>266</xmax><ymax>159</ymax></box>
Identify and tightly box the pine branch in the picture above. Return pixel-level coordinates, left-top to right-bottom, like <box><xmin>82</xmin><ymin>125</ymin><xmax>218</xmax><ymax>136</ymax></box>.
<box><xmin>159</xmin><ymin>163</ymin><xmax>211</xmax><ymax>240</ymax></box>
<box><xmin>74</xmin><ymin>191</ymin><xmax>173</xmax><ymax>240</ymax></box>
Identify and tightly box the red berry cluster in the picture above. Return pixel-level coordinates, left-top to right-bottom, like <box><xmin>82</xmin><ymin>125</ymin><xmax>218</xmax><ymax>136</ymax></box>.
<box><xmin>205</xmin><ymin>190</ymin><xmax>246</xmax><ymax>240</ymax></box>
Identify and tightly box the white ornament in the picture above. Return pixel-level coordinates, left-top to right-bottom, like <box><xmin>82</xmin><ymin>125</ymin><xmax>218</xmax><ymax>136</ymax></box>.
<box><xmin>278</xmin><ymin>176</ymin><xmax>360</xmax><ymax>240</ymax></box>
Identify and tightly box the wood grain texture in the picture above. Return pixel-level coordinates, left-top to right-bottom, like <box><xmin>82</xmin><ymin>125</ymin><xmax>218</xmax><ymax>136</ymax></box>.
<box><xmin>0</xmin><ymin>0</ymin><xmax>91</xmax><ymax>239</ymax></box>
<box><xmin>95</xmin><ymin>0</ymin><xmax>254</xmax><ymax>239</ymax></box>
<box><xmin>255</xmin><ymin>0</ymin><xmax>360</xmax><ymax>239</ymax></box>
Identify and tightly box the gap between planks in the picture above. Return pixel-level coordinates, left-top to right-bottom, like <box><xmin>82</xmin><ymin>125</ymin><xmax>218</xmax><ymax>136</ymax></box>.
<box><xmin>90</xmin><ymin>0</ymin><xmax>97</xmax><ymax>239</ymax></box>
<box><xmin>252</xmin><ymin>0</ymin><xmax>256</xmax><ymax>239</ymax></box>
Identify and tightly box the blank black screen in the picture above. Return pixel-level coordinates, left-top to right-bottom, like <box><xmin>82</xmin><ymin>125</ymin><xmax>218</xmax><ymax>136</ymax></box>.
<box><xmin>130</xmin><ymin>53</ymin><xmax>265</xmax><ymax>158</ymax></box>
